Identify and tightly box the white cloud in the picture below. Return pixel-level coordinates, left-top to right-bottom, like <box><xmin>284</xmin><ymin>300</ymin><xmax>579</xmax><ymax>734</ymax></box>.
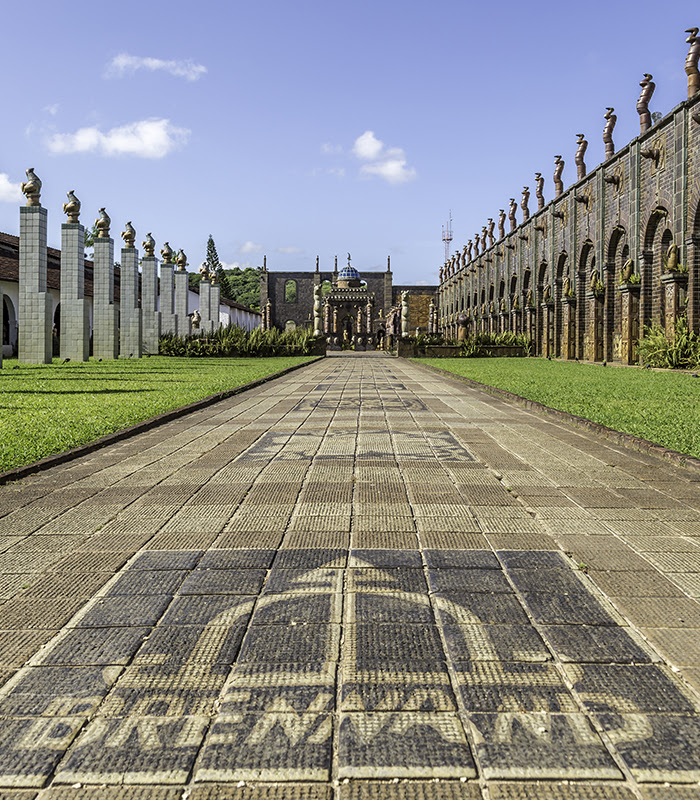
<box><xmin>352</xmin><ymin>130</ymin><xmax>416</xmax><ymax>184</ymax></box>
<box><xmin>47</xmin><ymin>119</ymin><xmax>190</xmax><ymax>159</ymax></box>
<box><xmin>277</xmin><ymin>246</ymin><xmax>302</xmax><ymax>254</ymax></box>
<box><xmin>321</xmin><ymin>142</ymin><xmax>342</xmax><ymax>155</ymax></box>
<box><xmin>105</xmin><ymin>53</ymin><xmax>207</xmax><ymax>82</ymax></box>
<box><xmin>240</xmin><ymin>241</ymin><xmax>263</xmax><ymax>254</ymax></box>
<box><xmin>0</xmin><ymin>173</ymin><xmax>23</xmax><ymax>203</ymax></box>
<box><xmin>44</xmin><ymin>103</ymin><xmax>59</xmax><ymax>116</ymax></box>
<box><xmin>353</xmin><ymin>131</ymin><xmax>384</xmax><ymax>160</ymax></box>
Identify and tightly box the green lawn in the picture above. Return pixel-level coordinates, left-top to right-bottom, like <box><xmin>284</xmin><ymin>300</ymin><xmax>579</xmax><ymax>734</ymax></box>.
<box><xmin>415</xmin><ymin>358</ymin><xmax>700</xmax><ymax>460</ymax></box>
<box><xmin>0</xmin><ymin>356</ymin><xmax>315</xmax><ymax>472</ymax></box>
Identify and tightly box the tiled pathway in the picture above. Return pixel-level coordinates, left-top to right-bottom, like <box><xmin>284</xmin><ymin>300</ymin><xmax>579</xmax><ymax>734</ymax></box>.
<box><xmin>0</xmin><ymin>352</ymin><xmax>699</xmax><ymax>799</ymax></box>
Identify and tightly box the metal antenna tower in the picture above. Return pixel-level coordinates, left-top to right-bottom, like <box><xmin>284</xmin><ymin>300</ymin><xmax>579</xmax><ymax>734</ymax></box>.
<box><xmin>441</xmin><ymin>211</ymin><xmax>453</xmax><ymax>264</ymax></box>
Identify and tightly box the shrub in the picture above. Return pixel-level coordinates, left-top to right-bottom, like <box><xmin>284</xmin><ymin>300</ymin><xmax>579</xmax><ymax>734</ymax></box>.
<box><xmin>159</xmin><ymin>325</ymin><xmax>319</xmax><ymax>358</ymax></box>
<box><xmin>637</xmin><ymin>317</ymin><xmax>700</xmax><ymax>370</ymax></box>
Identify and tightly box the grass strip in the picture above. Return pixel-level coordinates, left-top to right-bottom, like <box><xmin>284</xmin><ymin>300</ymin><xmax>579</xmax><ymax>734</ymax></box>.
<box><xmin>415</xmin><ymin>357</ymin><xmax>700</xmax><ymax>460</ymax></box>
<box><xmin>0</xmin><ymin>356</ymin><xmax>315</xmax><ymax>471</ymax></box>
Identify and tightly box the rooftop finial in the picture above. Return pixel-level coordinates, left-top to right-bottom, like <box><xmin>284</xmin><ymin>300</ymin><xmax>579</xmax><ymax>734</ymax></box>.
<box><xmin>637</xmin><ymin>73</ymin><xmax>656</xmax><ymax>133</ymax></box>
<box><xmin>686</xmin><ymin>27</ymin><xmax>700</xmax><ymax>97</ymax></box>
<box><xmin>63</xmin><ymin>190</ymin><xmax>81</xmax><ymax>224</ymax></box>
<box><xmin>21</xmin><ymin>168</ymin><xmax>42</xmax><ymax>207</ymax></box>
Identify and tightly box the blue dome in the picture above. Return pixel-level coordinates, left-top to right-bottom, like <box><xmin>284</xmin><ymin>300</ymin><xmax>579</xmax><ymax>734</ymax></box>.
<box><xmin>338</xmin><ymin>266</ymin><xmax>360</xmax><ymax>280</ymax></box>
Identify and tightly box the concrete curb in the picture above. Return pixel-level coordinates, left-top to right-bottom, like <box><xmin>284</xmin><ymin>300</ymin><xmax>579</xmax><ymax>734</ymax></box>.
<box><xmin>0</xmin><ymin>356</ymin><xmax>324</xmax><ymax>486</ymax></box>
<box><xmin>411</xmin><ymin>360</ymin><xmax>700</xmax><ymax>474</ymax></box>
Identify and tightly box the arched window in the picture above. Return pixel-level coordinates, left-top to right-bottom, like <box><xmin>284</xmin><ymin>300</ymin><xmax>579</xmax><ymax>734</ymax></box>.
<box><xmin>284</xmin><ymin>280</ymin><xmax>297</xmax><ymax>303</ymax></box>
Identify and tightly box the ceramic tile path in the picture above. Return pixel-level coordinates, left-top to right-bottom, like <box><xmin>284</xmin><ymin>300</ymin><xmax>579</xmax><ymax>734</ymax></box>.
<box><xmin>0</xmin><ymin>351</ymin><xmax>699</xmax><ymax>800</ymax></box>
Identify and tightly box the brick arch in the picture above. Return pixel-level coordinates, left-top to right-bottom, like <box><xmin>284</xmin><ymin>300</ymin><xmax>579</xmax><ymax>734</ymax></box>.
<box><xmin>606</xmin><ymin>226</ymin><xmax>628</xmax><ymax>361</ymax></box>
<box><xmin>642</xmin><ymin>206</ymin><xmax>670</xmax><ymax>330</ymax></box>
<box><xmin>554</xmin><ymin>252</ymin><xmax>568</xmax><ymax>358</ymax></box>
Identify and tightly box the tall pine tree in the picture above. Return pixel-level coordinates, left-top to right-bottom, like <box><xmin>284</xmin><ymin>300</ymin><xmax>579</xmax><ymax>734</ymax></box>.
<box><xmin>205</xmin><ymin>234</ymin><xmax>233</xmax><ymax>299</ymax></box>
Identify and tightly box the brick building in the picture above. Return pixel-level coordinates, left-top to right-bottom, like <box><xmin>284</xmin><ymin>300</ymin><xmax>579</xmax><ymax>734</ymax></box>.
<box><xmin>438</xmin><ymin>32</ymin><xmax>700</xmax><ymax>364</ymax></box>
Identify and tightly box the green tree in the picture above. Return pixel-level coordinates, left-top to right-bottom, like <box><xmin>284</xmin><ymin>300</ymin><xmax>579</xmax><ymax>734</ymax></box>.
<box><xmin>205</xmin><ymin>234</ymin><xmax>233</xmax><ymax>299</ymax></box>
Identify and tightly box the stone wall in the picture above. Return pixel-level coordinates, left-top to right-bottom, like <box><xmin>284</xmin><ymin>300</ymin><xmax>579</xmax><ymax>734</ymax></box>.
<box><xmin>438</xmin><ymin>71</ymin><xmax>700</xmax><ymax>364</ymax></box>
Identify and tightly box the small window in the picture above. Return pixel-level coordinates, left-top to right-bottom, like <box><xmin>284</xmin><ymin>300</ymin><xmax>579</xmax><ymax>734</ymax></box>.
<box><xmin>285</xmin><ymin>280</ymin><xmax>297</xmax><ymax>303</ymax></box>
<box><xmin>285</xmin><ymin>320</ymin><xmax>297</xmax><ymax>331</ymax></box>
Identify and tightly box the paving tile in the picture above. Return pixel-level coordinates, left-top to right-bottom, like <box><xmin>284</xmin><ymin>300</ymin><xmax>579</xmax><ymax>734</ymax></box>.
<box><xmin>0</xmin><ymin>716</ymin><xmax>85</xmax><ymax>787</ymax></box>
<box><xmin>75</xmin><ymin>595</ymin><xmax>172</xmax><ymax>628</ymax></box>
<box><xmin>467</xmin><ymin>712</ymin><xmax>621</xmax><ymax>780</ymax></box>
<box><xmin>238</xmin><ymin>624</ymin><xmax>340</xmax><ymax>663</ymax></box>
<box><xmin>338</xmin><ymin>712</ymin><xmax>475</xmax><ymax>778</ymax></box>
<box><xmin>197</xmin><ymin>549</ymin><xmax>276</xmax><ymax>569</ymax></box>
<box><xmin>339</xmin><ymin>782</ymin><xmax>480</xmax><ymax>800</ymax></box>
<box><xmin>610</xmin><ymin>596</ymin><xmax>700</xmax><ymax>627</ymax></box>
<box><xmin>194</xmin><ymin>712</ymin><xmax>332</xmax><ymax>781</ymax></box>
<box><xmin>346</xmin><ymin>593</ymin><xmax>434</xmax><ymax>624</ymax></box>
<box><xmin>564</xmin><ymin>663</ymin><xmax>699</xmax><ymax>713</ymax></box>
<box><xmin>346</xmin><ymin>568</ymin><xmax>428</xmax><ymax>594</ymax></box>
<box><xmin>253</xmin><ymin>593</ymin><xmax>342</xmax><ymax>625</ymax></box>
<box><xmin>190</xmin><ymin>784</ymin><xmax>331</xmax><ymax>800</ymax></box>
<box><xmin>540</xmin><ymin>624</ymin><xmax>654</xmax><ymax>663</ymax></box>
<box><xmin>178</xmin><ymin>569</ymin><xmax>266</xmax><ymax>595</ymax></box>
<box><xmin>159</xmin><ymin>595</ymin><xmax>254</xmax><ymax>627</ymax></box>
<box><xmin>0</xmin><ymin>665</ymin><xmax>122</xmax><ymax>716</ymax></box>
<box><xmin>596</xmin><ymin>713</ymin><xmax>700</xmax><ymax>781</ymax></box>
<box><xmin>129</xmin><ymin>550</ymin><xmax>203</xmax><ymax>570</ymax></box>
<box><xmin>0</xmin><ymin>630</ymin><xmax>58</xmax><ymax>667</ymax></box>
<box><xmin>43</xmin><ymin>786</ymin><xmax>182</xmax><ymax>799</ymax></box>
<box><xmin>428</xmin><ymin>569</ymin><xmax>513</xmax><ymax>594</ymax></box>
<box><xmin>489</xmin><ymin>784</ymin><xmax>635</xmax><ymax>799</ymax></box>
<box><xmin>105</xmin><ymin>570</ymin><xmax>188</xmax><ymax>596</ymax></box>
<box><xmin>342</xmin><ymin>624</ymin><xmax>445</xmax><ymax>665</ymax></box>
<box><xmin>435</xmin><ymin>593</ymin><xmax>529</xmax><ymax>625</ymax></box>
<box><xmin>424</xmin><ymin>549</ymin><xmax>499</xmax><ymax>569</ymax></box>
<box><xmin>587</xmin><ymin>570</ymin><xmax>684</xmax><ymax>597</ymax></box>
<box><xmin>350</xmin><ymin>550</ymin><xmax>423</xmax><ymax>568</ymax></box>
<box><xmin>54</xmin><ymin>716</ymin><xmax>209</xmax><ymax>784</ymax></box>
<box><xmin>640</xmin><ymin>627</ymin><xmax>700</xmax><ymax>666</ymax></box>
<box><xmin>445</xmin><ymin>625</ymin><xmax>551</xmax><ymax>662</ymax></box>
<box><xmin>521</xmin><ymin>591</ymin><xmax>621</xmax><ymax>626</ymax></box>
<box><xmin>455</xmin><ymin>661</ymin><xmax>577</xmax><ymax>712</ymax></box>
<box><xmin>34</xmin><ymin>627</ymin><xmax>150</xmax><ymax>666</ymax></box>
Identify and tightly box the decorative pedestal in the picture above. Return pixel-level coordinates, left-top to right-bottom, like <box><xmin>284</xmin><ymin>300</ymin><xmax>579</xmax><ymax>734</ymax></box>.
<box><xmin>210</xmin><ymin>283</ymin><xmax>221</xmax><ymax>330</ymax></box>
<box><xmin>562</xmin><ymin>297</ymin><xmax>577</xmax><ymax>360</ymax></box>
<box><xmin>93</xmin><ymin>238</ymin><xmax>118</xmax><ymax>360</ymax></box>
<box><xmin>159</xmin><ymin>263</ymin><xmax>178</xmax><ymax>335</ymax></box>
<box><xmin>19</xmin><ymin>206</ymin><xmax>52</xmax><ymax>363</ymax></box>
<box><xmin>199</xmin><ymin>281</ymin><xmax>213</xmax><ymax>333</ymax></box>
<box><xmin>174</xmin><ymin>270</ymin><xmax>190</xmax><ymax>336</ymax></box>
<box><xmin>585</xmin><ymin>291</ymin><xmax>605</xmax><ymax>362</ymax></box>
<box><xmin>524</xmin><ymin>306</ymin><xmax>535</xmax><ymax>344</ymax></box>
<box><xmin>618</xmin><ymin>283</ymin><xmax>640</xmax><ymax>365</ymax></box>
<box><xmin>119</xmin><ymin>247</ymin><xmax>141</xmax><ymax>358</ymax></box>
<box><xmin>141</xmin><ymin>255</ymin><xmax>161</xmax><ymax>354</ymax></box>
<box><xmin>60</xmin><ymin>222</ymin><xmax>89</xmax><ymax>362</ymax></box>
<box><xmin>661</xmin><ymin>272</ymin><xmax>688</xmax><ymax>339</ymax></box>
<box><xmin>541</xmin><ymin>302</ymin><xmax>554</xmax><ymax>358</ymax></box>
<box><xmin>511</xmin><ymin>309</ymin><xmax>521</xmax><ymax>334</ymax></box>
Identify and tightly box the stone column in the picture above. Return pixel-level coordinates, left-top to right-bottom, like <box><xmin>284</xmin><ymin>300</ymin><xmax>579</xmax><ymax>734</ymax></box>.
<box><xmin>210</xmin><ymin>282</ymin><xmax>221</xmax><ymax>330</ymax></box>
<box><xmin>18</xmin><ymin>180</ymin><xmax>52</xmax><ymax>364</ymax></box>
<box><xmin>585</xmin><ymin>292</ymin><xmax>604</xmax><ymax>361</ymax></box>
<box><xmin>159</xmin><ymin>247</ymin><xmax>177</xmax><ymax>335</ymax></box>
<box><xmin>541</xmin><ymin>302</ymin><xmax>554</xmax><ymax>357</ymax></box>
<box><xmin>199</xmin><ymin>280</ymin><xmax>212</xmax><ymax>333</ymax></box>
<box><xmin>524</xmin><ymin>305</ymin><xmax>536</xmax><ymax>344</ymax></box>
<box><xmin>60</xmin><ymin>197</ymin><xmax>89</xmax><ymax>361</ymax></box>
<box><xmin>619</xmin><ymin>284</ymin><xmax>640</xmax><ymax>364</ymax></box>
<box><xmin>93</xmin><ymin>227</ymin><xmax>119</xmax><ymax>360</ymax></box>
<box><xmin>661</xmin><ymin>273</ymin><xmax>688</xmax><ymax>339</ymax></box>
<box><xmin>562</xmin><ymin>297</ymin><xmax>576</xmax><ymax>360</ymax></box>
<box><xmin>119</xmin><ymin>240</ymin><xmax>141</xmax><ymax>358</ymax></box>
<box><xmin>141</xmin><ymin>235</ymin><xmax>161</xmax><ymax>353</ymax></box>
<box><xmin>174</xmin><ymin>251</ymin><xmax>190</xmax><ymax>336</ymax></box>
<box><xmin>511</xmin><ymin>309</ymin><xmax>521</xmax><ymax>334</ymax></box>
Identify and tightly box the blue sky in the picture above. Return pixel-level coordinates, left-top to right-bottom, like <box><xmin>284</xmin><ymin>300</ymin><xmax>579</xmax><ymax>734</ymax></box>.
<box><xmin>0</xmin><ymin>0</ymin><xmax>697</xmax><ymax>285</ymax></box>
